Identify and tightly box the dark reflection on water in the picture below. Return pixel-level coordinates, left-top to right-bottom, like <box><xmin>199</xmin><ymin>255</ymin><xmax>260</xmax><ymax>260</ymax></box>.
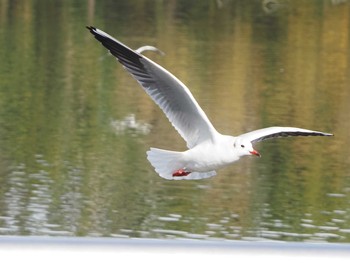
<box><xmin>0</xmin><ymin>0</ymin><xmax>349</xmax><ymax>242</ymax></box>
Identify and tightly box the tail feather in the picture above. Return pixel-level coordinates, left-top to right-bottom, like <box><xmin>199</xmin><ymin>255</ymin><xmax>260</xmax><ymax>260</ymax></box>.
<box><xmin>146</xmin><ymin>148</ymin><xmax>216</xmax><ymax>180</ymax></box>
<box><xmin>147</xmin><ymin>148</ymin><xmax>182</xmax><ymax>179</ymax></box>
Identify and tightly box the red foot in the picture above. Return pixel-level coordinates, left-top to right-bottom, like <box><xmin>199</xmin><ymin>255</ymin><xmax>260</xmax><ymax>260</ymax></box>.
<box><xmin>172</xmin><ymin>169</ymin><xmax>191</xmax><ymax>177</ymax></box>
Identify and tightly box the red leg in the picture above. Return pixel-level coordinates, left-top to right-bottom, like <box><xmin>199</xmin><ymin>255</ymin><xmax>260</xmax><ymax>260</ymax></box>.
<box><xmin>172</xmin><ymin>168</ymin><xmax>191</xmax><ymax>177</ymax></box>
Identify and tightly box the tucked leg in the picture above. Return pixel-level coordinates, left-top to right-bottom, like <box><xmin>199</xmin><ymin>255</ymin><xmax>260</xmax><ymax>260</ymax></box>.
<box><xmin>172</xmin><ymin>168</ymin><xmax>191</xmax><ymax>177</ymax></box>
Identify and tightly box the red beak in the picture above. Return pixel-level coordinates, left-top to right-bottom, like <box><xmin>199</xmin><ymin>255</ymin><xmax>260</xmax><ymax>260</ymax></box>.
<box><xmin>250</xmin><ymin>149</ymin><xmax>261</xmax><ymax>157</ymax></box>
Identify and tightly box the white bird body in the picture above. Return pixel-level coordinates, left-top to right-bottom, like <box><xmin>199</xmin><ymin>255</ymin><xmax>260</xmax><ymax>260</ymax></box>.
<box><xmin>184</xmin><ymin>136</ymin><xmax>237</xmax><ymax>171</ymax></box>
<box><xmin>87</xmin><ymin>26</ymin><xmax>333</xmax><ymax>180</ymax></box>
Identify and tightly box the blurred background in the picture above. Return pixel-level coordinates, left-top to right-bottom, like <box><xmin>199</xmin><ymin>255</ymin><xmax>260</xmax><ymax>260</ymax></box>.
<box><xmin>0</xmin><ymin>0</ymin><xmax>349</xmax><ymax>242</ymax></box>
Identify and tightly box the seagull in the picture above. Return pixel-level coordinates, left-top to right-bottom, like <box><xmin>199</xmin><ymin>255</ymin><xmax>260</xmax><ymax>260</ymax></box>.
<box><xmin>87</xmin><ymin>26</ymin><xmax>333</xmax><ymax>180</ymax></box>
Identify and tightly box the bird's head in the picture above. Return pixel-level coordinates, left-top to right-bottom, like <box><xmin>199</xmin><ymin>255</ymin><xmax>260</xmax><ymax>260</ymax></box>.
<box><xmin>233</xmin><ymin>138</ymin><xmax>261</xmax><ymax>158</ymax></box>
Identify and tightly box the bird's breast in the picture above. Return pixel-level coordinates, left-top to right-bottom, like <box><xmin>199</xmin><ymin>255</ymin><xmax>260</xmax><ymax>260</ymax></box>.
<box><xmin>183</xmin><ymin>143</ymin><xmax>239</xmax><ymax>172</ymax></box>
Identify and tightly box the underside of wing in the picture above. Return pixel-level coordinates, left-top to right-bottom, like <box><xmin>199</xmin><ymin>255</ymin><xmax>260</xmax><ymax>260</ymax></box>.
<box><xmin>87</xmin><ymin>26</ymin><xmax>218</xmax><ymax>148</ymax></box>
<box><xmin>239</xmin><ymin>127</ymin><xmax>333</xmax><ymax>144</ymax></box>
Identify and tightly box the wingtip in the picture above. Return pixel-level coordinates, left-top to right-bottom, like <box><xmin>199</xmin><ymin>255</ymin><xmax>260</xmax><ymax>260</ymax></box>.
<box><xmin>86</xmin><ymin>26</ymin><xmax>96</xmax><ymax>32</ymax></box>
<box><xmin>322</xmin><ymin>132</ymin><xmax>334</xmax><ymax>137</ymax></box>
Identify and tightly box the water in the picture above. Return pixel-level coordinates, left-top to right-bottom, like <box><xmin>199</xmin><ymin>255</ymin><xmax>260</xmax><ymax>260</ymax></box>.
<box><xmin>0</xmin><ymin>0</ymin><xmax>350</xmax><ymax>242</ymax></box>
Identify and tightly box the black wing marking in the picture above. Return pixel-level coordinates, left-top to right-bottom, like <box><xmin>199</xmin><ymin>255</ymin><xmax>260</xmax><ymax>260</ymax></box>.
<box><xmin>238</xmin><ymin>127</ymin><xmax>333</xmax><ymax>144</ymax></box>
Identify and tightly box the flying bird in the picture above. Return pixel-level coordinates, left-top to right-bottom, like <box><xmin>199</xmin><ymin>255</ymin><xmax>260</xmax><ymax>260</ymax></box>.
<box><xmin>87</xmin><ymin>26</ymin><xmax>333</xmax><ymax>180</ymax></box>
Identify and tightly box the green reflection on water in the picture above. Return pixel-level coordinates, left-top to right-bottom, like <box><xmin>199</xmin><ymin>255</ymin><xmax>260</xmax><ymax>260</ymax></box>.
<box><xmin>0</xmin><ymin>0</ymin><xmax>349</xmax><ymax>242</ymax></box>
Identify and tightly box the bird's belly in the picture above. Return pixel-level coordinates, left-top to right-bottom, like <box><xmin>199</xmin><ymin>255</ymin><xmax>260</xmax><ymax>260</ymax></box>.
<box><xmin>188</xmin><ymin>161</ymin><xmax>226</xmax><ymax>172</ymax></box>
<box><xmin>184</xmin><ymin>147</ymin><xmax>239</xmax><ymax>172</ymax></box>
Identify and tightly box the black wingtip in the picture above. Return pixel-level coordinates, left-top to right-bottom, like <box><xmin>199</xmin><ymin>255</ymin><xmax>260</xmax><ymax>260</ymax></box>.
<box><xmin>86</xmin><ymin>26</ymin><xmax>96</xmax><ymax>33</ymax></box>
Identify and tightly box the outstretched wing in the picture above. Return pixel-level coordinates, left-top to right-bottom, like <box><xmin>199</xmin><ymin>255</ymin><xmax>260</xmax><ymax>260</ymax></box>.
<box><xmin>87</xmin><ymin>26</ymin><xmax>218</xmax><ymax>149</ymax></box>
<box><xmin>238</xmin><ymin>127</ymin><xmax>333</xmax><ymax>144</ymax></box>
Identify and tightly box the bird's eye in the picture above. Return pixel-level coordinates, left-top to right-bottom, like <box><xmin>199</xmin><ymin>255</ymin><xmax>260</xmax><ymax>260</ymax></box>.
<box><xmin>241</xmin><ymin>145</ymin><xmax>245</xmax><ymax>148</ymax></box>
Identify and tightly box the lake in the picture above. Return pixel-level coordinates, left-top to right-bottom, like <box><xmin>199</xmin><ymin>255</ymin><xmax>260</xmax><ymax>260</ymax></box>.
<box><xmin>0</xmin><ymin>0</ymin><xmax>349</xmax><ymax>242</ymax></box>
